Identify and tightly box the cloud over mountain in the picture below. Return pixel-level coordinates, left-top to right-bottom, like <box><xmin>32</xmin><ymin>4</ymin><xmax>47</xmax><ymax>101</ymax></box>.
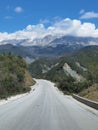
<box><xmin>0</xmin><ymin>18</ymin><xmax>98</xmax><ymax>43</ymax></box>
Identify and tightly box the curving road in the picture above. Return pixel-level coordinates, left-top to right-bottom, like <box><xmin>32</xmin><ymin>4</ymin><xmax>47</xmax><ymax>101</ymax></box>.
<box><xmin>0</xmin><ymin>79</ymin><xmax>98</xmax><ymax>130</ymax></box>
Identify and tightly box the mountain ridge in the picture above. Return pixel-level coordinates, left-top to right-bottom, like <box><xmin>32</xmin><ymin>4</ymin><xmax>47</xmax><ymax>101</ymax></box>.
<box><xmin>0</xmin><ymin>36</ymin><xmax>98</xmax><ymax>64</ymax></box>
<box><xmin>0</xmin><ymin>35</ymin><xmax>98</xmax><ymax>47</ymax></box>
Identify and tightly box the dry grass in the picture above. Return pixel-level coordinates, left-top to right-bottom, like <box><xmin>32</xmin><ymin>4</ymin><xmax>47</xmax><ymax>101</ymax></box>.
<box><xmin>79</xmin><ymin>84</ymin><xmax>98</xmax><ymax>102</ymax></box>
<box><xmin>24</xmin><ymin>71</ymin><xmax>36</xmax><ymax>87</ymax></box>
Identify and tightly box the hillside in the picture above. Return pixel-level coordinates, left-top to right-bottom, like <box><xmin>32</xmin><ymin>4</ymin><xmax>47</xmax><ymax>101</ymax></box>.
<box><xmin>29</xmin><ymin>57</ymin><xmax>59</xmax><ymax>78</ymax></box>
<box><xmin>29</xmin><ymin>45</ymin><xmax>98</xmax><ymax>96</ymax></box>
<box><xmin>79</xmin><ymin>84</ymin><xmax>98</xmax><ymax>102</ymax></box>
<box><xmin>0</xmin><ymin>53</ymin><xmax>35</xmax><ymax>99</ymax></box>
<box><xmin>70</xmin><ymin>46</ymin><xmax>98</xmax><ymax>83</ymax></box>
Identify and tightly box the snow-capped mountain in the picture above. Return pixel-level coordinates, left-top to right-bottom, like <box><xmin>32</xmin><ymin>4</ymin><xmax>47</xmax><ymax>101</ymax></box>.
<box><xmin>49</xmin><ymin>36</ymin><xmax>98</xmax><ymax>47</ymax></box>
<box><xmin>0</xmin><ymin>35</ymin><xmax>98</xmax><ymax>47</ymax></box>
<box><xmin>0</xmin><ymin>35</ymin><xmax>98</xmax><ymax>64</ymax></box>
<box><xmin>0</xmin><ymin>35</ymin><xmax>59</xmax><ymax>47</ymax></box>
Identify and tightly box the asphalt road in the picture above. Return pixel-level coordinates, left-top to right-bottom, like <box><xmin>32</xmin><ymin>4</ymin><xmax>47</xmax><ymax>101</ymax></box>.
<box><xmin>0</xmin><ymin>79</ymin><xmax>98</xmax><ymax>130</ymax></box>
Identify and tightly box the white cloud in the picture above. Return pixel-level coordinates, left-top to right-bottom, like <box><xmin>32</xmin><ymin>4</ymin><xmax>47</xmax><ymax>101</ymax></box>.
<box><xmin>80</xmin><ymin>11</ymin><xmax>98</xmax><ymax>19</ymax></box>
<box><xmin>40</xmin><ymin>19</ymin><xmax>50</xmax><ymax>24</ymax></box>
<box><xmin>14</xmin><ymin>6</ymin><xmax>23</xmax><ymax>13</ymax></box>
<box><xmin>0</xmin><ymin>18</ymin><xmax>98</xmax><ymax>44</ymax></box>
<box><xmin>76</xmin><ymin>23</ymin><xmax>98</xmax><ymax>37</ymax></box>
<box><xmin>79</xmin><ymin>9</ymin><xmax>85</xmax><ymax>14</ymax></box>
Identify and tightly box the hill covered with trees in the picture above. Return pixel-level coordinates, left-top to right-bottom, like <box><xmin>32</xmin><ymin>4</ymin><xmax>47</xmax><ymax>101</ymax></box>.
<box><xmin>0</xmin><ymin>53</ymin><xmax>35</xmax><ymax>99</ymax></box>
<box><xmin>29</xmin><ymin>46</ymin><xmax>98</xmax><ymax>99</ymax></box>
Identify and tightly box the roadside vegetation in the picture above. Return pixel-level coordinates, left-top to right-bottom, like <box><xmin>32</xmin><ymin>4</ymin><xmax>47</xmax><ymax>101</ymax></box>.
<box><xmin>29</xmin><ymin>46</ymin><xmax>98</xmax><ymax>101</ymax></box>
<box><xmin>0</xmin><ymin>53</ymin><xmax>35</xmax><ymax>99</ymax></box>
<box><xmin>79</xmin><ymin>84</ymin><xmax>98</xmax><ymax>102</ymax></box>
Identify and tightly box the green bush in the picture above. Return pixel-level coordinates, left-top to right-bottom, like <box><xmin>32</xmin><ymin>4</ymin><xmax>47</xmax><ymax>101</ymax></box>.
<box><xmin>0</xmin><ymin>54</ymin><xmax>32</xmax><ymax>98</ymax></box>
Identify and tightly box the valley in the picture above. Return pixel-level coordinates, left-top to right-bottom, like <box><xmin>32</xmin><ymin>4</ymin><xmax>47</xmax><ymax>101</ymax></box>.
<box><xmin>29</xmin><ymin>45</ymin><xmax>98</xmax><ymax>101</ymax></box>
<box><xmin>0</xmin><ymin>35</ymin><xmax>98</xmax><ymax>102</ymax></box>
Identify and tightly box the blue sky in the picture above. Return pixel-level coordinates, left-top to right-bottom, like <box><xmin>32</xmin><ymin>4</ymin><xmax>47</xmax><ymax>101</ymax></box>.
<box><xmin>0</xmin><ymin>0</ymin><xmax>98</xmax><ymax>43</ymax></box>
<box><xmin>0</xmin><ymin>0</ymin><xmax>98</xmax><ymax>32</ymax></box>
